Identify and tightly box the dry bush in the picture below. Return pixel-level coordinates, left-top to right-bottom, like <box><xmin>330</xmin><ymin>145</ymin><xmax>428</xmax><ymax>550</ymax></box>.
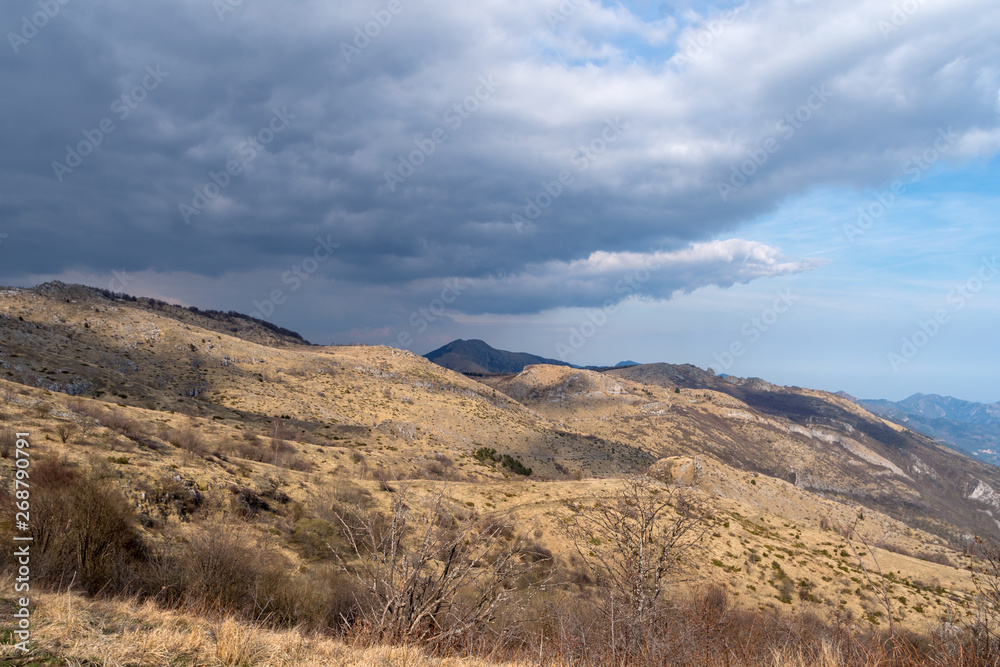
<box><xmin>96</xmin><ymin>407</ymin><xmax>146</xmax><ymax>443</ymax></box>
<box><xmin>919</xmin><ymin>551</ymin><xmax>956</xmax><ymax>568</ymax></box>
<box><xmin>55</xmin><ymin>422</ymin><xmax>77</xmax><ymax>443</ymax></box>
<box><xmin>502</xmin><ymin>585</ymin><xmax>989</xmax><ymax>667</ymax></box>
<box><xmin>4</xmin><ymin>459</ymin><xmax>148</xmax><ymax>595</ymax></box>
<box><xmin>30</xmin><ymin>401</ymin><xmax>53</xmax><ymax>418</ymax></box>
<box><xmin>174</xmin><ymin>525</ymin><xmax>284</xmax><ymax>616</ymax></box>
<box><xmin>884</xmin><ymin>542</ymin><xmax>915</xmax><ymax>558</ymax></box>
<box><xmin>166</xmin><ymin>426</ymin><xmax>206</xmax><ymax>455</ymax></box>
<box><xmin>423</xmin><ymin>454</ymin><xmax>459</xmax><ymax>481</ymax></box>
<box><xmin>312</xmin><ymin>482</ymin><xmax>379</xmax><ymax>557</ymax></box>
<box><xmin>141</xmin><ymin>522</ymin><xmax>361</xmax><ymax>631</ymax></box>
<box><xmin>253</xmin><ymin>436</ymin><xmax>314</xmax><ymax>471</ymax></box>
<box><xmin>233</xmin><ymin>434</ymin><xmax>268</xmax><ymax>462</ymax></box>
<box><xmin>334</xmin><ymin>485</ymin><xmax>534</xmax><ymax>645</ymax></box>
<box><xmin>0</xmin><ymin>429</ymin><xmax>15</xmax><ymax>458</ymax></box>
<box><xmin>281</xmin><ymin>452</ymin><xmax>314</xmax><ymax>472</ymax></box>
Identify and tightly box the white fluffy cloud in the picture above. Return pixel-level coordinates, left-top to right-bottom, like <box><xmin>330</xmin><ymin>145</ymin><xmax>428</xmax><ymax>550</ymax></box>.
<box><xmin>425</xmin><ymin>239</ymin><xmax>826</xmax><ymax>314</ymax></box>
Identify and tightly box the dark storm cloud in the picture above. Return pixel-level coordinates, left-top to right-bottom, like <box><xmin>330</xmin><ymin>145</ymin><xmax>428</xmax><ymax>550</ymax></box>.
<box><xmin>1</xmin><ymin>0</ymin><xmax>999</xmax><ymax>325</ymax></box>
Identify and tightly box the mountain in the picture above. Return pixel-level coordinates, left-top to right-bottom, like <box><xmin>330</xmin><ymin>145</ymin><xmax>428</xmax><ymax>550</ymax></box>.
<box><xmin>614</xmin><ymin>360</ymin><xmax>640</xmax><ymax>367</ymax></box>
<box><xmin>858</xmin><ymin>393</ymin><xmax>1000</xmax><ymax>465</ymax></box>
<box><xmin>423</xmin><ymin>338</ymin><xmax>572</xmax><ymax>374</ymax></box>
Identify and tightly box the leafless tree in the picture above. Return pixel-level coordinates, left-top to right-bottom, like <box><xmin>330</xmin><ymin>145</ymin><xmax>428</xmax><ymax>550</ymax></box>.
<box><xmin>564</xmin><ymin>476</ymin><xmax>708</xmax><ymax>656</ymax></box>
<box><xmin>840</xmin><ymin>512</ymin><xmax>896</xmax><ymax>632</ymax></box>
<box><xmin>55</xmin><ymin>422</ymin><xmax>77</xmax><ymax>443</ymax></box>
<box><xmin>332</xmin><ymin>484</ymin><xmax>533</xmax><ymax>646</ymax></box>
<box><xmin>969</xmin><ymin>536</ymin><xmax>1000</xmax><ymax>659</ymax></box>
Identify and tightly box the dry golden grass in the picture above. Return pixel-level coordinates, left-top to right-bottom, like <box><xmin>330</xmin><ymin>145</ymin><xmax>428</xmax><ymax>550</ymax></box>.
<box><xmin>1</xmin><ymin>578</ymin><xmax>537</xmax><ymax>667</ymax></box>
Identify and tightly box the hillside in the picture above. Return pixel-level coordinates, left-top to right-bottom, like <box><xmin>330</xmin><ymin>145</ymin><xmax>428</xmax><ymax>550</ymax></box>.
<box><xmin>2</xmin><ymin>282</ymin><xmax>999</xmax><ymax>665</ymax></box>
<box><xmin>477</xmin><ymin>363</ymin><xmax>1000</xmax><ymax>543</ymax></box>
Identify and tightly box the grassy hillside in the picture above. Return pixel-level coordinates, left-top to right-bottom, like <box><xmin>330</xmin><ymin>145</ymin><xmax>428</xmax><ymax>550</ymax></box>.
<box><xmin>2</xmin><ymin>283</ymin><xmax>999</xmax><ymax>665</ymax></box>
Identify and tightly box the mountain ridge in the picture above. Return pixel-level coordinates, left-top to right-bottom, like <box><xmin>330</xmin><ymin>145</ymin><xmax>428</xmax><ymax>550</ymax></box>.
<box><xmin>424</xmin><ymin>338</ymin><xmax>573</xmax><ymax>374</ymax></box>
<box><xmin>857</xmin><ymin>393</ymin><xmax>1000</xmax><ymax>465</ymax></box>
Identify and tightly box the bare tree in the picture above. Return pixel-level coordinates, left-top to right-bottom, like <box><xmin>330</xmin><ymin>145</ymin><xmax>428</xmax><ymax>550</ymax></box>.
<box><xmin>565</xmin><ymin>476</ymin><xmax>708</xmax><ymax>656</ymax></box>
<box><xmin>969</xmin><ymin>536</ymin><xmax>1000</xmax><ymax>658</ymax></box>
<box><xmin>839</xmin><ymin>512</ymin><xmax>895</xmax><ymax>632</ymax></box>
<box><xmin>55</xmin><ymin>422</ymin><xmax>77</xmax><ymax>443</ymax></box>
<box><xmin>332</xmin><ymin>484</ymin><xmax>533</xmax><ymax>646</ymax></box>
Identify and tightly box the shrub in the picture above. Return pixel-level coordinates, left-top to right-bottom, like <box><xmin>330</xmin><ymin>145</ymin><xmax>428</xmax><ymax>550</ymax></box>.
<box><xmin>473</xmin><ymin>446</ymin><xmax>497</xmax><ymax>463</ymax></box>
<box><xmin>501</xmin><ymin>454</ymin><xmax>532</xmax><ymax>476</ymax></box>
<box><xmin>234</xmin><ymin>434</ymin><xmax>267</xmax><ymax>462</ymax></box>
<box><xmin>290</xmin><ymin>518</ymin><xmax>343</xmax><ymax>560</ymax></box>
<box><xmin>98</xmin><ymin>408</ymin><xmax>146</xmax><ymax>443</ymax></box>
<box><xmin>0</xmin><ymin>430</ymin><xmax>15</xmax><ymax>458</ymax></box>
<box><xmin>30</xmin><ymin>401</ymin><xmax>52</xmax><ymax>418</ymax></box>
<box><xmin>918</xmin><ymin>551</ymin><xmax>956</xmax><ymax>568</ymax></box>
<box><xmin>55</xmin><ymin>422</ymin><xmax>77</xmax><ymax>443</ymax></box>
<box><xmin>15</xmin><ymin>460</ymin><xmax>148</xmax><ymax>595</ymax></box>
<box><xmin>166</xmin><ymin>427</ymin><xmax>206</xmax><ymax>455</ymax></box>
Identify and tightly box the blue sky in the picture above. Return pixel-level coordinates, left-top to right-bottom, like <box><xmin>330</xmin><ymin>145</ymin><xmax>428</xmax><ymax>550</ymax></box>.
<box><xmin>1</xmin><ymin>0</ymin><xmax>998</xmax><ymax>402</ymax></box>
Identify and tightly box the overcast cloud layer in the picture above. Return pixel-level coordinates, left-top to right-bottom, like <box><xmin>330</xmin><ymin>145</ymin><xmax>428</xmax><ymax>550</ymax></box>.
<box><xmin>2</xmin><ymin>0</ymin><xmax>999</xmax><ymax>396</ymax></box>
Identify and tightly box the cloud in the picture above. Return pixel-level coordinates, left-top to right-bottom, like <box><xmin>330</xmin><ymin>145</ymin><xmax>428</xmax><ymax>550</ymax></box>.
<box><xmin>0</xmin><ymin>0</ymin><xmax>998</xmax><ymax>329</ymax></box>
<box><xmin>420</xmin><ymin>238</ymin><xmax>827</xmax><ymax>315</ymax></box>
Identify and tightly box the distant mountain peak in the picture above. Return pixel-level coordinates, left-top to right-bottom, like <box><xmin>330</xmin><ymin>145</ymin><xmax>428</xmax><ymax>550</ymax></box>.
<box><xmin>614</xmin><ymin>360</ymin><xmax>640</xmax><ymax>368</ymax></box>
<box><xmin>424</xmin><ymin>339</ymin><xmax>571</xmax><ymax>375</ymax></box>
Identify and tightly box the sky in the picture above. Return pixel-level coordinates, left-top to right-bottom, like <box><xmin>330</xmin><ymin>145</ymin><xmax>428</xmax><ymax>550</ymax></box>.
<box><xmin>1</xmin><ymin>0</ymin><xmax>998</xmax><ymax>403</ymax></box>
